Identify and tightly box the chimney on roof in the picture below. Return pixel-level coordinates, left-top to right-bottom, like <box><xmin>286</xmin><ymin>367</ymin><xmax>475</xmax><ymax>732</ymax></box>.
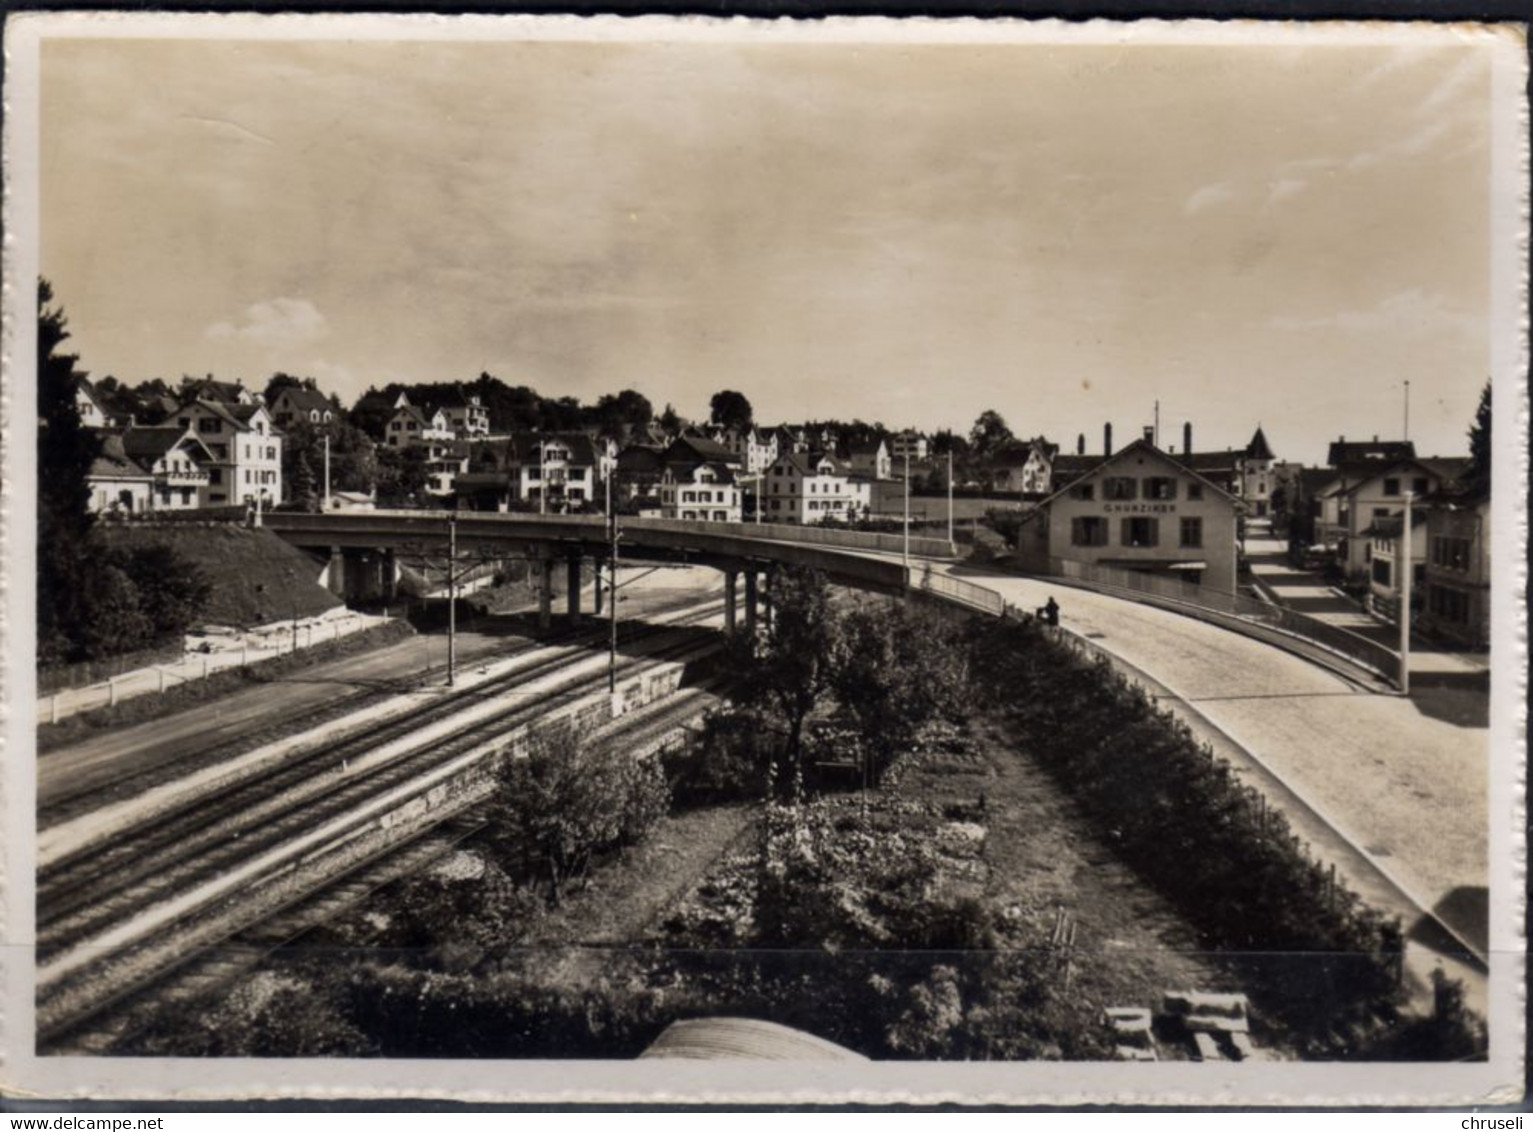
<box><xmin>1104</xmin><ymin>423</ymin><xmax>1113</xmax><ymax>455</ymax></box>
<box><xmin>1143</xmin><ymin>426</ymin><xmax>1155</xmax><ymax>444</ymax></box>
<box><xmin>1373</xmin><ymin>434</ymin><xmax>1379</xmax><ymax>442</ymax></box>
<box><xmin>1076</xmin><ymin>433</ymin><xmax>1085</xmax><ymax>456</ymax></box>
<box><xmin>1184</xmin><ymin>422</ymin><xmax>1193</xmax><ymax>455</ymax></box>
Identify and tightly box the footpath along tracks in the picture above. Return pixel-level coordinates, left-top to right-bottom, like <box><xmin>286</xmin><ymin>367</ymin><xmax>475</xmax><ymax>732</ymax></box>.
<box><xmin>37</xmin><ymin>598</ymin><xmax>727</xmax><ymax>1048</ymax></box>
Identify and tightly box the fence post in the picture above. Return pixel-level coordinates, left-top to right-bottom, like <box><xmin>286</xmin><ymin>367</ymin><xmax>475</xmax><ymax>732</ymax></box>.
<box><xmin>108</xmin><ymin>677</ymin><xmax>118</xmax><ymax>707</ymax></box>
<box><xmin>241</xmin><ymin>642</ymin><xmax>249</xmax><ymax>665</ymax></box>
<box><xmin>159</xmin><ymin>667</ymin><xmax>167</xmax><ymax>693</ymax></box>
<box><xmin>202</xmin><ymin>655</ymin><xmax>210</xmax><ymax>679</ymax></box>
<box><xmin>50</xmin><ymin>694</ymin><xmax>60</xmax><ymax>724</ymax></box>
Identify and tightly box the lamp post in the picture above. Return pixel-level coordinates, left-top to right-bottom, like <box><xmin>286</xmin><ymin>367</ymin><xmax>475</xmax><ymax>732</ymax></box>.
<box><xmin>946</xmin><ymin>449</ymin><xmax>954</xmax><ymax>546</ymax></box>
<box><xmin>323</xmin><ymin>433</ymin><xmax>331</xmax><ymax>512</ymax></box>
<box><xmin>1399</xmin><ymin>491</ymin><xmax>1413</xmax><ymax>696</ymax></box>
<box><xmin>902</xmin><ymin>449</ymin><xmax>911</xmax><ymax>585</ymax></box>
<box><xmin>608</xmin><ymin>464</ymin><xmax>621</xmax><ymax>706</ymax></box>
<box><xmin>446</xmin><ymin>504</ymin><xmax>458</xmax><ymax>687</ymax></box>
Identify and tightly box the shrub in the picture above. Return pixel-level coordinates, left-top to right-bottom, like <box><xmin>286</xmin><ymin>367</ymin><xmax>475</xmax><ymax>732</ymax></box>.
<box><xmin>487</xmin><ymin>721</ymin><xmax>671</xmax><ymax>907</ymax></box>
<box><xmin>964</xmin><ymin>613</ymin><xmax>1409</xmax><ymax>1052</ymax></box>
<box><xmin>666</xmin><ymin>706</ymin><xmax>772</xmax><ymax>805</ymax></box>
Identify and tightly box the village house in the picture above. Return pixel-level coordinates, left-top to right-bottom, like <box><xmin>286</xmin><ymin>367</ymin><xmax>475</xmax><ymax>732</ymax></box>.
<box><xmin>1327</xmin><ymin>457</ymin><xmax>1467</xmax><ymax>584</ymax></box>
<box><xmin>121</xmin><ymin>425</ymin><xmax>215</xmax><ymax>510</ymax></box>
<box><xmin>170</xmin><ymin>398</ymin><xmax>283</xmax><ymax>506</ymax></box>
<box><xmin>181</xmin><ymin>377</ymin><xmax>261</xmax><ymax>406</ymax></box>
<box><xmin>75</xmin><ymin>378</ymin><xmax>117</xmax><ymax>429</ymax></box>
<box><xmin>437</xmin><ymin>388</ymin><xmax>491</xmax><ymax>438</ymax></box>
<box><xmin>659</xmin><ymin>459</ymin><xmax>741</xmax><ymax>522</ymax></box>
<box><xmin>457</xmin><ymin>431</ymin><xmax>600</xmax><ymax>512</ymax></box>
<box><xmin>989</xmin><ymin>438</ymin><xmax>1058</xmax><ymax>495</ymax></box>
<box><xmin>385</xmin><ymin>396</ymin><xmax>455</xmax><ymax>450</ymax></box>
<box><xmin>841</xmin><ymin>437</ymin><xmax>892</xmax><ymax>482</ymax></box>
<box><xmin>709</xmin><ymin>425</ymin><xmax>778</xmax><ymax>474</ymax></box>
<box><xmin>889</xmin><ymin>430</ymin><xmax>930</xmax><ymax>462</ymax></box>
<box><xmin>762</xmin><ymin>450</ymin><xmax>872</xmax><ymax>525</ymax></box>
<box><xmin>1418</xmin><ymin>484</ymin><xmax>1491</xmax><ymax>649</ymax></box>
<box><xmin>1363</xmin><ymin>510</ymin><xmax>1428</xmax><ymax>624</ymax></box>
<box><xmin>85</xmin><ymin>433</ymin><xmax>155</xmax><ymax>514</ymax></box>
<box><xmin>1015</xmin><ymin>437</ymin><xmax>1240</xmax><ymax>594</ymax></box>
<box><xmin>269</xmin><ymin>386</ymin><xmax>337</xmax><ymax>430</ymax></box>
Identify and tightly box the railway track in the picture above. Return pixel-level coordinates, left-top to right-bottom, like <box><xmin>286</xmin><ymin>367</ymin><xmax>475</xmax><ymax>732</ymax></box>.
<box><xmin>48</xmin><ymin>679</ymin><xmax>733</xmax><ymax>1056</ymax></box>
<box><xmin>37</xmin><ymin>600</ymin><xmax>726</xmax><ymax>1045</ymax></box>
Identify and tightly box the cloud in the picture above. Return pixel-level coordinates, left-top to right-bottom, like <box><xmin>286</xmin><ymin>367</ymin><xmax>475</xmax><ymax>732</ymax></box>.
<box><xmin>1183</xmin><ymin>182</ymin><xmax>1234</xmax><ymax>216</ymax></box>
<box><xmin>1265</xmin><ymin>178</ymin><xmax>1308</xmax><ymax>208</ymax></box>
<box><xmin>205</xmin><ymin>297</ymin><xmax>328</xmax><ymax>349</ymax></box>
<box><xmin>1270</xmin><ymin>288</ymin><xmax>1480</xmax><ymax>339</ymax></box>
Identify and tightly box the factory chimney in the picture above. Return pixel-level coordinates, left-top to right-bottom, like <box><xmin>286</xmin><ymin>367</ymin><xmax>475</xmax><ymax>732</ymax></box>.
<box><xmin>1183</xmin><ymin>422</ymin><xmax>1193</xmax><ymax>456</ymax></box>
<box><xmin>1104</xmin><ymin>422</ymin><xmax>1113</xmax><ymax>455</ymax></box>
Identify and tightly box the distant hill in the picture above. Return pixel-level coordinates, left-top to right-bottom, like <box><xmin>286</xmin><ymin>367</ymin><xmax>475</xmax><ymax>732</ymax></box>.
<box><xmin>98</xmin><ymin>523</ymin><xmax>342</xmax><ymax>628</ymax></box>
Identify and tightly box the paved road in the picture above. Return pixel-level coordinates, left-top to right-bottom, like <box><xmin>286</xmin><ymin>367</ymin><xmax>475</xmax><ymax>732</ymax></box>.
<box><xmin>39</xmin><ymin>567</ymin><xmax>720</xmax><ymax>813</ymax></box>
<box><xmin>945</xmin><ymin>562</ymin><xmax>1489</xmax><ymax>1006</ymax></box>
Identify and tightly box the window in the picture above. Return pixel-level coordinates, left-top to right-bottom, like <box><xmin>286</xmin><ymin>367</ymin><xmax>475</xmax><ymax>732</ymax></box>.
<box><xmin>1432</xmin><ymin>536</ymin><xmax>1473</xmax><ymax>571</ymax></box>
<box><xmin>1069</xmin><ymin>483</ymin><xmax>1095</xmax><ymax>501</ymax></box>
<box><xmin>1428</xmin><ymin>584</ymin><xmax>1471</xmax><ymax>624</ymax></box>
<box><xmin>1186</xmin><ymin>483</ymin><xmax>1203</xmax><ymax>501</ymax></box>
<box><xmin>199</xmin><ymin>418</ymin><xmax>221</xmax><ymax>434</ymax></box>
<box><xmin>1121</xmin><ymin>517</ymin><xmax>1159</xmax><ymax>547</ymax></box>
<box><xmin>1180</xmin><ymin>517</ymin><xmax>1203</xmax><ymax>548</ymax></box>
<box><xmin>1412</xmin><ymin>477</ymin><xmax>1429</xmax><ymax>495</ymax></box>
<box><xmin>1372</xmin><ymin>558</ymin><xmax>1392</xmax><ymax>587</ymax></box>
<box><xmin>1383</xmin><ymin>477</ymin><xmax>1400</xmax><ymax>496</ymax></box>
<box><xmin>1146</xmin><ymin>477</ymin><xmax>1177</xmax><ymax>501</ymax></box>
<box><xmin>1071</xmin><ymin>517</ymin><xmax>1108</xmax><ymax>547</ymax></box>
<box><xmin>1104</xmin><ymin>477</ymin><xmax>1137</xmax><ymax>501</ymax></box>
<box><xmin>179</xmin><ymin>417</ymin><xmax>191</xmax><ymax>429</ymax></box>
<box><xmin>209</xmin><ymin>469</ymin><xmax>222</xmax><ymax>485</ymax></box>
<box><xmin>1373</xmin><ymin>507</ymin><xmax>1391</xmax><ymax>519</ymax></box>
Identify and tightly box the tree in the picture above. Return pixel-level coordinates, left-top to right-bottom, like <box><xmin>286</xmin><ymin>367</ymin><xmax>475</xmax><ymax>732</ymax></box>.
<box><xmin>115</xmin><ymin>544</ymin><xmax>213</xmax><ymax>641</ymax></box>
<box><xmin>291</xmin><ymin>450</ymin><xmax>318</xmax><ymax>511</ymax></box>
<box><xmin>731</xmin><ymin>566</ymin><xmax>841</xmax><ymax>775</ymax></box>
<box><xmin>488</xmin><ymin>722</ymin><xmax>669</xmax><ymax>907</ymax></box>
<box><xmin>968</xmin><ymin>410</ymin><xmax>1013</xmax><ymax>459</ymax></box>
<box><xmin>375</xmin><ymin>445</ymin><xmax>429</xmax><ymax>507</ymax></box>
<box><xmin>1467</xmin><ymin>380</ymin><xmax>1491</xmax><ymax>491</ymax></box>
<box><xmin>709</xmin><ymin>390</ymin><xmax>753</xmax><ymax>433</ymax></box>
<box><xmin>37</xmin><ymin>279</ymin><xmax>101</xmax><ymax>664</ymax></box>
<box><xmin>593</xmin><ymin>389</ymin><xmax>654</xmax><ymax>437</ymax></box>
<box><xmin>659</xmin><ymin>403</ymin><xmax>682</xmax><ymax>433</ymax></box>
<box><xmin>264</xmin><ymin>371</ymin><xmax>316</xmax><ymax>406</ymax></box>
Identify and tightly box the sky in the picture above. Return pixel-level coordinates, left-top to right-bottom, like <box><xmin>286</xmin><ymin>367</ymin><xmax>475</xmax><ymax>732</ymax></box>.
<box><xmin>39</xmin><ymin>27</ymin><xmax>1496</xmax><ymax>465</ymax></box>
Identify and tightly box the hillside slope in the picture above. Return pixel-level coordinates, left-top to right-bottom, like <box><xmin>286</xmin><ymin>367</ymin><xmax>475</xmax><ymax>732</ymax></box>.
<box><xmin>99</xmin><ymin>522</ymin><xmax>342</xmax><ymax>628</ymax></box>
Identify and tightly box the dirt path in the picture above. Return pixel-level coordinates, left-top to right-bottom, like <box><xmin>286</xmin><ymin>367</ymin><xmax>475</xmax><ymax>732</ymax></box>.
<box><xmin>518</xmin><ymin>803</ymin><xmax>756</xmax><ymax>947</ymax></box>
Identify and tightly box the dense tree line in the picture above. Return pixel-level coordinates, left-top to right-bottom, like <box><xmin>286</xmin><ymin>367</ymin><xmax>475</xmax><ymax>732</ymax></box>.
<box><xmin>37</xmin><ymin>281</ymin><xmax>211</xmax><ymax>666</ymax></box>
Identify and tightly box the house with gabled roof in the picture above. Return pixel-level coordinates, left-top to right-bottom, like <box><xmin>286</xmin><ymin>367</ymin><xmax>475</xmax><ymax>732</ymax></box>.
<box><xmin>121</xmin><ymin>425</ymin><xmax>216</xmax><ymax>509</ymax></box>
<box><xmin>1326</xmin><ymin>456</ymin><xmax>1466</xmax><ymax>583</ymax></box>
<box><xmin>86</xmin><ymin>433</ymin><xmax>155</xmax><ymax>514</ymax></box>
<box><xmin>1014</xmin><ymin>437</ymin><xmax>1240</xmax><ymax>594</ymax></box>
<box><xmin>167</xmin><ymin>398</ymin><xmax>283</xmax><ymax>505</ymax></box>
<box><xmin>761</xmin><ymin>450</ymin><xmax>871</xmax><ymax>525</ymax></box>
<box><xmin>270</xmin><ymin>386</ymin><xmax>336</xmax><ymax>430</ymax></box>
<box><xmin>75</xmin><ymin>377</ymin><xmax>117</xmax><ymax>430</ymax></box>
<box><xmin>989</xmin><ymin>437</ymin><xmax>1058</xmax><ymax>495</ymax></box>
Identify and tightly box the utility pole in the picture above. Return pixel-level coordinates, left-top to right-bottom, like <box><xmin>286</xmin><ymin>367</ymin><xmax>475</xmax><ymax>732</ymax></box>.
<box><xmin>539</xmin><ymin>438</ymin><xmax>547</xmax><ymax>516</ymax></box>
<box><xmin>1154</xmin><ymin>400</ymin><xmax>1160</xmax><ymax>448</ymax></box>
<box><xmin>1399</xmin><ymin>491</ymin><xmax>1413</xmax><ymax>696</ymax></box>
<box><xmin>946</xmin><ymin>449</ymin><xmax>954</xmax><ymax>546</ymax></box>
<box><xmin>609</xmin><ymin>470</ymin><xmax>621</xmax><ymax>708</ymax></box>
<box><xmin>323</xmin><ymin>433</ymin><xmax>331</xmax><ymax>511</ymax></box>
<box><xmin>902</xmin><ymin>448</ymin><xmax>911</xmax><ymax>584</ymax></box>
<box><xmin>1403</xmin><ymin>379</ymin><xmax>1411</xmax><ymax>441</ymax></box>
<box><xmin>447</xmin><ymin>507</ymin><xmax>458</xmax><ymax>687</ymax></box>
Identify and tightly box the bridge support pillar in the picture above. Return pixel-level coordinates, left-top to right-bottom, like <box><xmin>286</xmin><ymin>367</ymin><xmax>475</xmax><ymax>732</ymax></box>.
<box><xmin>744</xmin><ymin>570</ymin><xmax>758</xmax><ymax>632</ymax></box>
<box><xmin>326</xmin><ymin>545</ymin><xmax>345</xmax><ymax>597</ymax></box>
<box><xmin>538</xmin><ymin>557</ymin><xmax>553</xmax><ymax>631</ymax></box>
<box><xmin>566</xmin><ymin>555</ymin><xmax>582</xmax><ymax>619</ymax></box>
<box><xmin>594</xmin><ymin>558</ymin><xmax>604</xmax><ymax>616</ymax></box>
<box><xmin>724</xmin><ymin>569</ymin><xmax>738</xmax><ymax>633</ymax></box>
<box><xmin>763</xmin><ymin>567</ymin><xmax>775</xmax><ymax>631</ymax></box>
<box><xmin>381</xmin><ymin>549</ymin><xmax>399</xmax><ymax>602</ymax></box>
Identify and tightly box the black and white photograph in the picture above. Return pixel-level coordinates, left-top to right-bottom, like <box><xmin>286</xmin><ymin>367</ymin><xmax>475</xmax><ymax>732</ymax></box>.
<box><xmin>1</xmin><ymin>12</ymin><xmax>1525</xmax><ymax>1105</ymax></box>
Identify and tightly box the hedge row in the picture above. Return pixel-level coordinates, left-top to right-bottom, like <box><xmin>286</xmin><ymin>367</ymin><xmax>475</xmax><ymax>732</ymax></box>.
<box><xmin>965</xmin><ymin>614</ymin><xmax>1405</xmax><ymax>1054</ymax></box>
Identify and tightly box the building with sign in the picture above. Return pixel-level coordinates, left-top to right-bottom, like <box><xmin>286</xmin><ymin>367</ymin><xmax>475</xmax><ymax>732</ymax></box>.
<box><xmin>1014</xmin><ymin>438</ymin><xmax>1240</xmax><ymax>593</ymax></box>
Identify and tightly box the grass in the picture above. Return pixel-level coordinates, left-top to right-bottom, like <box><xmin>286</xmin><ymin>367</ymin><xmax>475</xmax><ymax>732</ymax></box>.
<box><xmin>98</xmin><ymin>522</ymin><xmax>342</xmax><ymax>626</ymax></box>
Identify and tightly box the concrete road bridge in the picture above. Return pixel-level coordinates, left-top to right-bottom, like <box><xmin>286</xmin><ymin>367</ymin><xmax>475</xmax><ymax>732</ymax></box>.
<box><xmin>261</xmin><ymin>510</ymin><xmax>988</xmax><ymax>629</ymax></box>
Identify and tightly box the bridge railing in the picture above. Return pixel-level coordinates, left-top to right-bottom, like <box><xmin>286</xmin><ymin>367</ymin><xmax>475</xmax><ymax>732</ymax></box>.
<box><xmin>913</xmin><ymin>567</ymin><xmax>1006</xmax><ymax>616</ymax></box>
<box><xmin>268</xmin><ymin>509</ymin><xmax>959</xmax><ymax>560</ymax></box>
<box><xmin>1048</xmin><ymin>557</ymin><xmax>1401</xmax><ymax>687</ymax></box>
